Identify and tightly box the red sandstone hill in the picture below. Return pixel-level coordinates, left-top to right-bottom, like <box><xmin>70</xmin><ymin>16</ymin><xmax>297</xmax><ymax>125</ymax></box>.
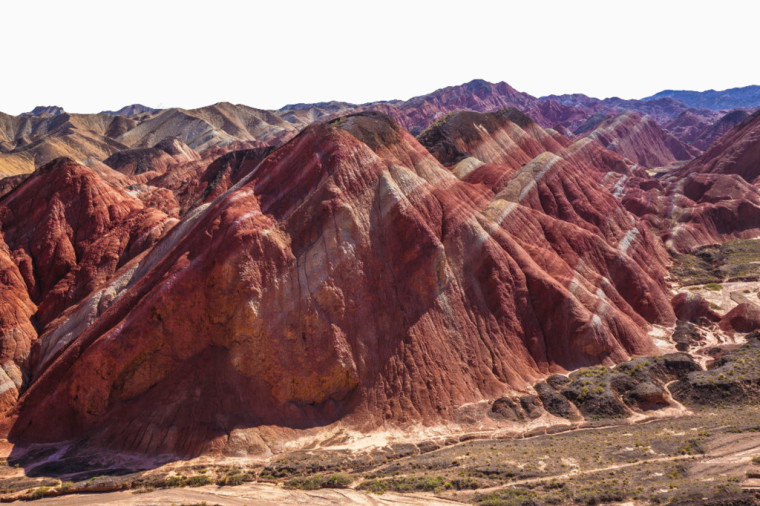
<box><xmin>665</xmin><ymin>109</ymin><xmax>750</xmax><ymax>151</ymax></box>
<box><xmin>620</xmin><ymin>170</ymin><xmax>760</xmax><ymax>252</ymax></box>
<box><xmin>1</xmin><ymin>83</ymin><xmax>760</xmax><ymax>461</ymax></box>
<box><xmin>275</xmin><ymin>80</ymin><xmax>727</xmax><ymax>142</ymax></box>
<box><xmin>585</xmin><ymin>111</ymin><xmax>700</xmax><ymax>168</ymax></box>
<box><xmin>412</xmin><ymin>107</ymin><xmax>760</xmax><ymax>257</ymax></box>
<box><xmin>606</xmin><ymin>112</ymin><xmax>760</xmax><ymax>252</ymax></box>
<box><xmin>607</xmin><ymin>110</ymin><xmax>760</xmax><ymax>252</ymax></box>
<box><xmin>677</xmin><ymin>110</ymin><xmax>760</xmax><ymax>183</ymax></box>
<box><xmin>144</xmin><ymin>143</ymin><xmax>274</xmax><ymax>215</ymax></box>
<box><xmin>0</xmin><ymin>158</ymin><xmax>173</xmax><ymax>412</ymax></box>
<box><xmin>3</xmin><ymin>112</ymin><xmax>677</xmax><ymax>457</ymax></box>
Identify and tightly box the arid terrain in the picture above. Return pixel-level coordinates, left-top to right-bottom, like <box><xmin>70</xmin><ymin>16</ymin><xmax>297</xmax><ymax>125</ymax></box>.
<box><xmin>1</xmin><ymin>81</ymin><xmax>760</xmax><ymax>504</ymax></box>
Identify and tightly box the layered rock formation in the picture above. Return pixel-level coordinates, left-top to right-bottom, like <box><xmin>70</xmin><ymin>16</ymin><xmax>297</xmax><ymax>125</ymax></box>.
<box><xmin>2</xmin><ymin>79</ymin><xmax>754</xmax><ymax>182</ymax></box>
<box><xmin>0</xmin><ymin>158</ymin><xmax>173</xmax><ymax>412</ymax></box>
<box><xmin>104</xmin><ymin>137</ymin><xmax>200</xmax><ymax>178</ymax></box>
<box><xmin>665</xmin><ymin>109</ymin><xmax>750</xmax><ymax>151</ymax></box>
<box><xmin>2</xmin><ymin>79</ymin><xmax>760</xmax><ymax>462</ymax></box>
<box><xmin>115</xmin><ymin>103</ymin><xmax>297</xmax><ymax>151</ymax></box>
<box><xmin>584</xmin><ymin>109</ymin><xmax>760</xmax><ymax>252</ymax></box>
<box><xmin>620</xmin><ymin>170</ymin><xmax>760</xmax><ymax>252</ymax></box>
<box><xmin>2</xmin><ymin>112</ymin><xmax>677</xmax><ymax>457</ymax></box>
<box><xmin>585</xmin><ymin>112</ymin><xmax>699</xmax><ymax>168</ymax></box>
<box><xmin>0</xmin><ymin>112</ymin><xmax>130</xmax><ymax>175</ymax></box>
<box><xmin>677</xmin><ymin>110</ymin><xmax>760</xmax><ymax>183</ymax></box>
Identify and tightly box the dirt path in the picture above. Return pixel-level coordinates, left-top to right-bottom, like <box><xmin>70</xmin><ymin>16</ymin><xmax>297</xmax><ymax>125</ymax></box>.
<box><xmin>471</xmin><ymin>454</ymin><xmax>697</xmax><ymax>494</ymax></box>
<box><xmin>16</xmin><ymin>483</ymin><xmax>463</xmax><ymax>505</ymax></box>
<box><xmin>454</xmin><ymin>430</ymin><xmax>760</xmax><ymax>496</ymax></box>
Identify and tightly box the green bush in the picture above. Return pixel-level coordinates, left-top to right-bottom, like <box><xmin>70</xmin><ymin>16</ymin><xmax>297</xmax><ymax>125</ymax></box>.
<box><xmin>357</xmin><ymin>475</ymin><xmax>446</xmax><ymax>494</ymax></box>
<box><xmin>163</xmin><ymin>475</ymin><xmax>186</xmax><ymax>487</ymax></box>
<box><xmin>30</xmin><ymin>486</ymin><xmax>52</xmax><ymax>499</ymax></box>
<box><xmin>217</xmin><ymin>471</ymin><xmax>252</xmax><ymax>486</ymax></box>
<box><xmin>286</xmin><ymin>473</ymin><xmax>352</xmax><ymax>490</ymax></box>
<box><xmin>186</xmin><ymin>474</ymin><xmax>213</xmax><ymax>487</ymax></box>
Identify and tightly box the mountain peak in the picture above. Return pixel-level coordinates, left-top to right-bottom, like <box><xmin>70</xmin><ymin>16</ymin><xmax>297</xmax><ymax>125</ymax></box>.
<box><xmin>23</xmin><ymin>105</ymin><xmax>65</xmax><ymax>117</ymax></box>
<box><xmin>102</xmin><ymin>104</ymin><xmax>159</xmax><ymax>116</ymax></box>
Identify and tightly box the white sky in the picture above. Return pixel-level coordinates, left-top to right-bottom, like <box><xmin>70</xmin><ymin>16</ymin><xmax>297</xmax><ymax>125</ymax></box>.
<box><xmin>2</xmin><ymin>0</ymin><xmax>758</xmax><ymax>115</ymax></box>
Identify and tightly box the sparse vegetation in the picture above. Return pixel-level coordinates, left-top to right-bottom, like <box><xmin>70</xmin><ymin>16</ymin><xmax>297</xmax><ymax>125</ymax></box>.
<box><xmin>1</xmin><ymin>352</ymin><xmax>759</xmax><ymax>505</ymax></box>
<box><xmin>285</xmin><ymin>473</ymin><xmax>352</xmax><ymax>490</ymax></box>
<box><xmin>29</xmin><ymin>486</ymin><xmax>51</xmax><ymax>499</ymax></box>
<box><xmin>357</xmin><ymin>475</ymin><xmax>448</xmax><ymax>493</ymax></box>
<box><xmin>216</xmin><ymin>469</ymin><xmax>253</xmax><ymax>486</ymax></box>
<box><xmin>0</xmin><ymin>406</ymin><xmax>758</xmax><ymax>504</ymax></box>
<box><xmin>185</xmin><ymin>474</ymin><xmax>213</xmax><ymax>487</ymax></box>
<box><xmin>673</xmin><ymin>239</ymin><xmax>760</xmax><ymax>285</ymax></box>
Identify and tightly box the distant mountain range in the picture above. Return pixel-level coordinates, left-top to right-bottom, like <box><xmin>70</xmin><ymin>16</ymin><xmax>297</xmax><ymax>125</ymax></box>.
<box><xmin>644</xmin><ymin>85</ymin><xmax>760</xmax><ymax>110</ymax></box>
<box><xmin>2</xmin><ymin>80</ymin><xmax>758</xmax><ymax>177</ymax></box>
<box><xmin>17</xmin><ymin>83</ymin><xmax>760</xmax><ymax>120</ymax></box>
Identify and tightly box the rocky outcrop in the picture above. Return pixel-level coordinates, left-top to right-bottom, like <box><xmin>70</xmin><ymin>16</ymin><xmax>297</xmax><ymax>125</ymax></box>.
<box><xmin>671</xmin><ymin>333</ymin><xmax>760</xmax><ymax>405</ymax></box>
<box><xmin>671</xmin><ymin>293</ymin><xmax>721</xmax><ymax>324</ymax></box>
<box><xmin>525</xmin><ymin>354</ymin><xmax>699</xmax><ymax>420</ymax></box>
<box><xmin>719</xmin><ymin>303</ymin><xmax>760</xmax><ymax>333</ymax></box>
<box><xmin>489</xmin><ymin>396</ymin><xmax>543</xmax><ymax>422</ymax></box>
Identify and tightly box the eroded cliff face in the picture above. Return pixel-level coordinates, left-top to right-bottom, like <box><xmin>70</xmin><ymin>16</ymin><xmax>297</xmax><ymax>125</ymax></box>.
<box><xmin>0</xmin><ymin>157</ymin><xmax>174</xmax><ymax>412</ymax></box>
<box><xmin>0</xmin><ymin>111</ymin><xmax>680</xmax><ymax>458</ymax></box>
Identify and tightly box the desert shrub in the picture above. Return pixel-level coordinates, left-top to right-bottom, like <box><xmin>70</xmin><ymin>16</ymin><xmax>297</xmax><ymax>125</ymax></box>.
<box><xmin>163</xmin><ymin>475</ymin><xmax>186</xmax><ymax>487</ymax></box>
<box><xmin>217</xmin><ymin>471</ymin><xmax>252</xmax><ymax>486</ymax></box>
<box><xmin>29</xmin><ymin>486</ymin><xmax>52</xmax><ymax>499</ymax></box>
<box><xmin>186</xmin><ymin>474</ymin><xmax>213</xmax><ymax>487</ymax></box>
<box><xmin>286</xmin><ymin>473</ymin><xmax>352</xmax><ymax>490</ymax></box>
<box><xmin>358</xmin><ymin>475</ymin><xmax>446</xmax><ymax>494</ymax></box>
